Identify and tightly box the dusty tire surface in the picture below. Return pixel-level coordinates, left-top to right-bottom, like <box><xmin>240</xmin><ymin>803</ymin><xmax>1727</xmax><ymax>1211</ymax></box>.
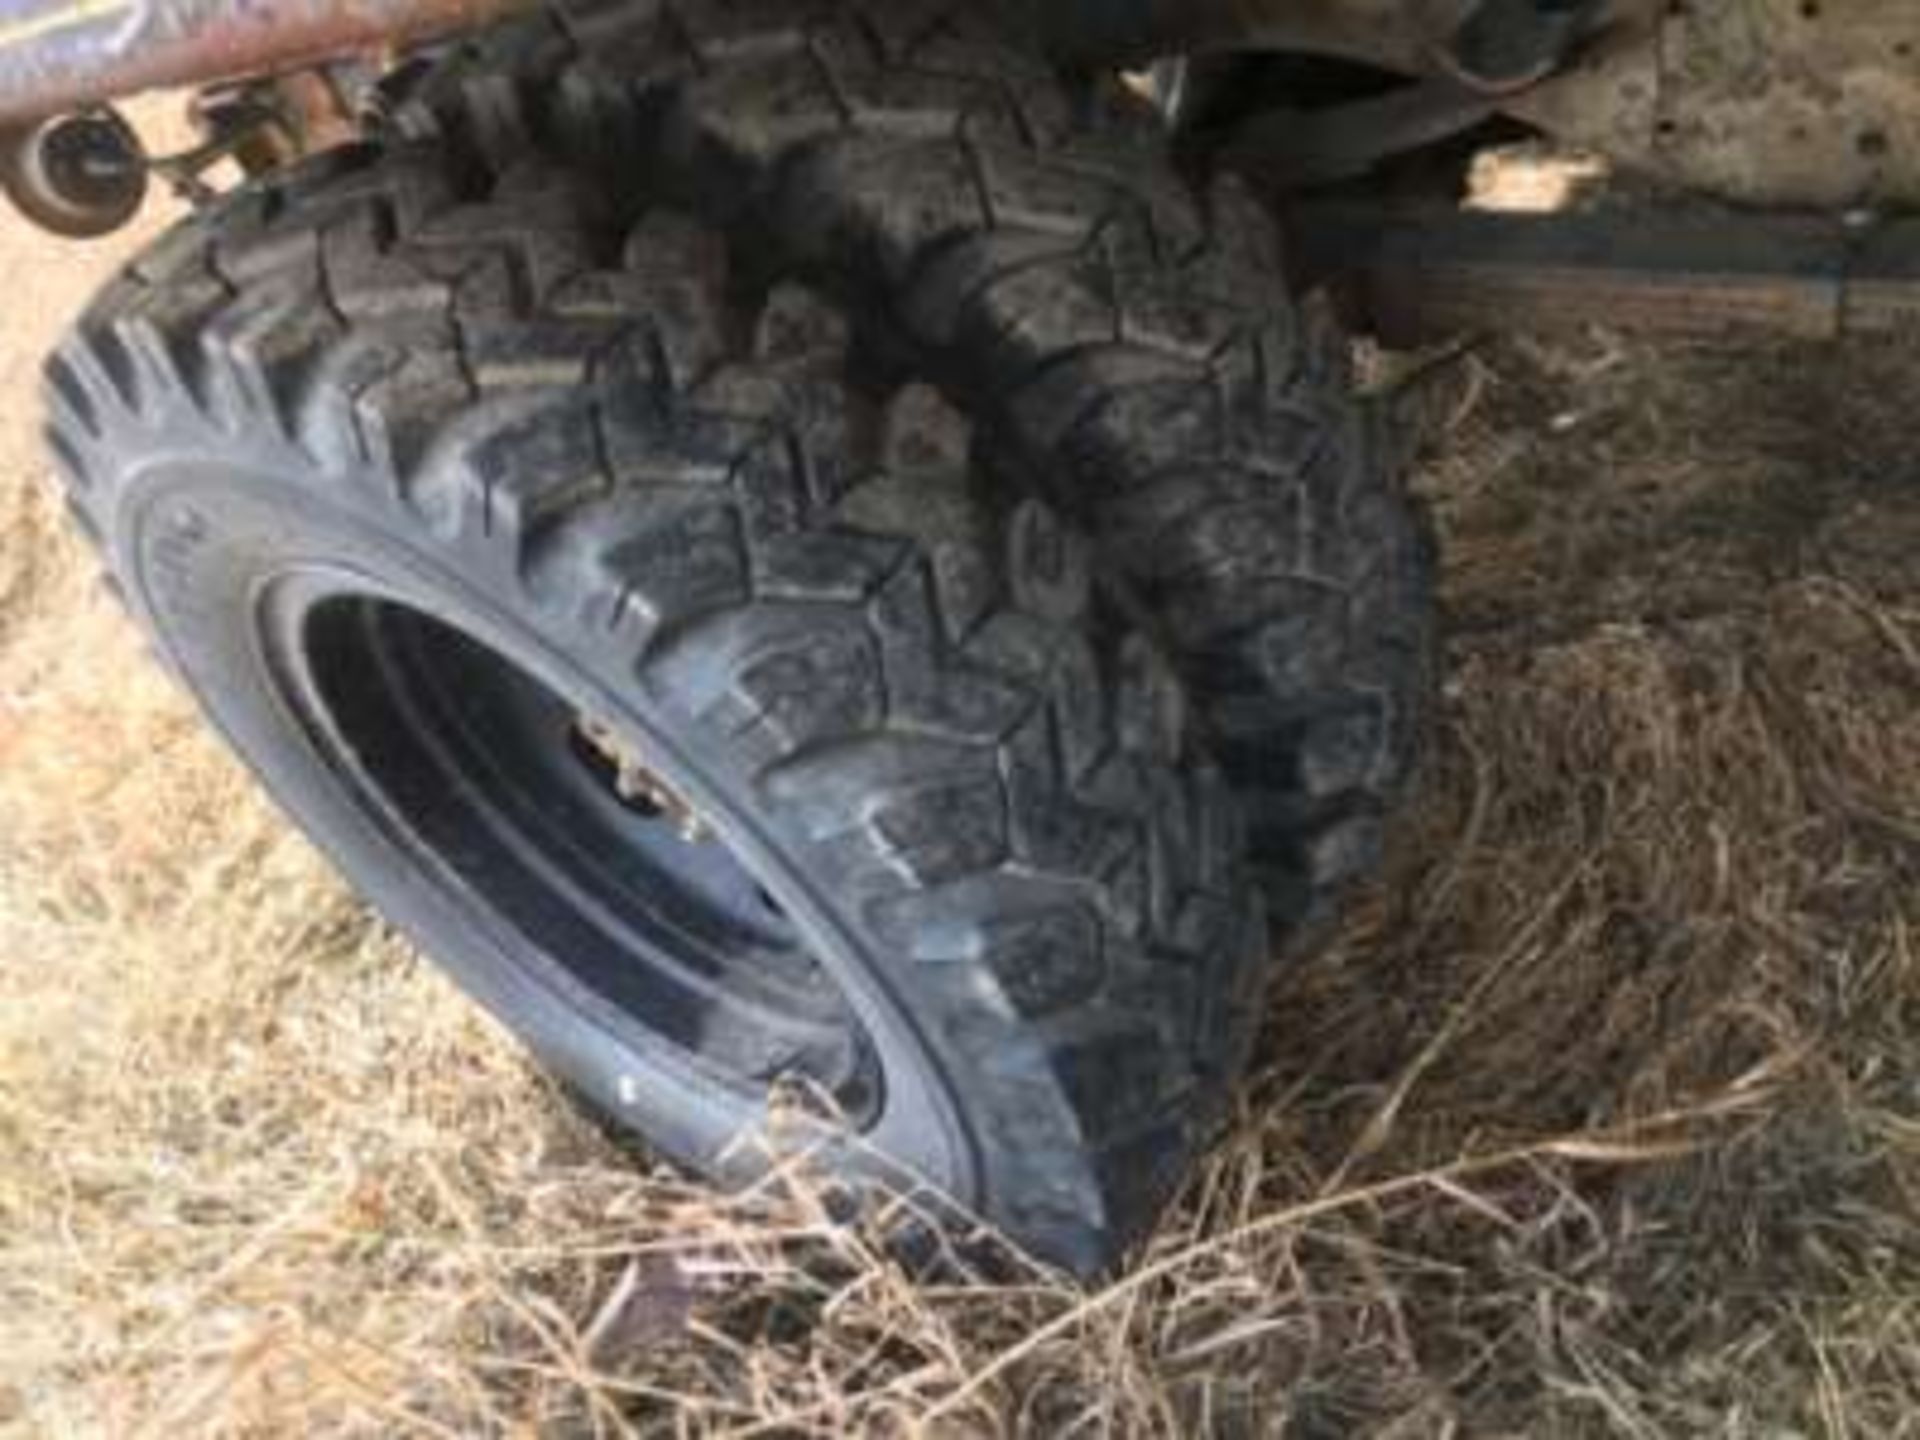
<box><xmin>43</xmin><ymin>128</ymin><xmax>1270</xmax><ymax>1273</ymax></box>
<box><xmin>393</xmin><ymin>0</ymin><xmax>1436</xmax><ymax>931</ymax></box>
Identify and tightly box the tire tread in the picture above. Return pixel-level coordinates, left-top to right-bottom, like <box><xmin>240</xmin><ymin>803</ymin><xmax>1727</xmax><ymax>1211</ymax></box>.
<box><xmin>45</xmin><ymin>132</ymin><xmax>1265</xmax><ymax>1271</ymax></box>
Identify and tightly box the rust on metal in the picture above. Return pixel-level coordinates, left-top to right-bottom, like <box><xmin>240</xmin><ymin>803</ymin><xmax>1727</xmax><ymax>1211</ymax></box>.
<box><xmin>0</xmin><ymin>0</ymin><xmax>532</xmax><ymax>125</ymax></box>
<box><xmin>1043</xmin><ymin>0</ymin><xmax>1920</xmax><ymax>211</ymax></box>
<box><xmin>1208</xmin><ymin>0</ymin><xmax>1920</xmax><ymax>210</ymax></box>
<box><xmin>1502</xmin><ymin>0</ymin><xmax>1920</xmax><ymax>209</ymax></box>
<box><xmin>1294</xmin><ymin>203</ymin><xmax>1920</xmax><ymax>344</ymax></box>
<box><xmin>573</xmin><ymin>715</ymin><xmax>713</xmax><ymax>844</ymax></box>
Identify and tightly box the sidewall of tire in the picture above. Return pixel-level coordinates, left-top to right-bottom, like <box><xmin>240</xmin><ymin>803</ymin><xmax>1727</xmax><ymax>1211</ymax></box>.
<box><xmin>112</xmin><ymin>450</ymin><xmax>983</xmax><ymax>1206</ymax></box>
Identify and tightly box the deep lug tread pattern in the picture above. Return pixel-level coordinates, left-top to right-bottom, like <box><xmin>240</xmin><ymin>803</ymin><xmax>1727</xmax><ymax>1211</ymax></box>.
<box><xmin>389</xmin><ymin>0</ymin><xmax>1436</xmax><ymax>934</ymax></box>
<box><xmin>46</xmin><ymin>129</ymin><xmax>1266</xmax><ymax>1274</ymax></box>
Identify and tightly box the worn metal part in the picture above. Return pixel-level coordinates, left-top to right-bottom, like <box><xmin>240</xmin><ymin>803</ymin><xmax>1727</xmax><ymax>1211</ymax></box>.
<box><xmin>1044</xmin><ymin>0</ymin><xmax>1920</xmax><ymax>211</ymax></box>
<box><xmin>1</xmin><ymin>104</ymin><xmax>144</xmax><ymax>234</ymax></box>
<box><xmin>131</xmin><ymin>86</ymin><xmax>285</xmax><ymax>207</ymax></box>
<box><xmin>574</xmin><ymin>715</ymin><xmax>713</xmax><ymax>845</ymax></box>
<box><xmin>265</xmin><ymin>68</ymin><xmax>360</xmax><ymax>156</ymax></box>
<box><xmin>1508</xmin><ymin>0</ymin><xmax>1920</xmax><ymax>209</ymax></box>
<box><xmin>1294</xmin><ymin>202</ymin><xmax>1920</xmax><ymax>344</ymax></box>
<box><xmin>0</xmin><ymin>0</ymin><xmax>530</xmax><ymax>126</ymax></box>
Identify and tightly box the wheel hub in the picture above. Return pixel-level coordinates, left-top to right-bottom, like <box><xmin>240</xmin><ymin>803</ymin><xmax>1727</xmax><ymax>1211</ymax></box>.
<box><xmin>573</xmin><ymin>713</ymin><xmax>713</xmax><ymax>843</ymax></box>
<box><xmin>270</xmin><ymin>586</ymin><xmax>874</xmax><ymax>1117</ymax></box>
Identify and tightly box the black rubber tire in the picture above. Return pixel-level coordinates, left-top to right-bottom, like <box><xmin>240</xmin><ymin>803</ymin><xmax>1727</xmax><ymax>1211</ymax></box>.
<box><xmin>43</xmin><ymin>134</ymin><xmax>1269</xmax><ymax>1274</ymax></box>
<box><xmin>390</xmin><ymin>0</ymin><xmax>1437</xmax><ymax>935</ymax></box>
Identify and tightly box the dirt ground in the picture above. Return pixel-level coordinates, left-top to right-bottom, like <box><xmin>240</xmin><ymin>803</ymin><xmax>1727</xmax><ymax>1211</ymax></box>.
<box><xmin>6</xmin><ymin>159</ymin><xmax>1920</xmax><ymax>1435</ymax></box>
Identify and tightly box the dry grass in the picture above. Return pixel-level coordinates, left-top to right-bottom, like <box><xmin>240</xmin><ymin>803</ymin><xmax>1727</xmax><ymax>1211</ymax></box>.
<box><xmin>7</xmin><ymin>171</ymin><xmax>1920</xmax><ymax>1437</ymax></box>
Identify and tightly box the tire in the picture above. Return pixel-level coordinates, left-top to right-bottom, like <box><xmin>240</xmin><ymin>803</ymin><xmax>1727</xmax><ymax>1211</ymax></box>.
<box><xmin>392</xmin><ymin>0</ymin><xmax>1436</xmax><ymax>937</ymax></box>
<box><xmin>43</xmin><ymin>131</ymin><xmax>1269</xmax><ymax>1274</ymax></box>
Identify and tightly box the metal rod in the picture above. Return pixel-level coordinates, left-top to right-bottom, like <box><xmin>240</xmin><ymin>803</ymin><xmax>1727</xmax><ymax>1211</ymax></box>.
<box><xmin>0</xmin><ymin>0</ymin><xmax>533</xmax><ymax>125</ymax></box>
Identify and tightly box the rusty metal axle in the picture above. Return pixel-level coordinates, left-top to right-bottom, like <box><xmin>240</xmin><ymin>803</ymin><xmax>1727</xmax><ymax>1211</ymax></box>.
<box><xmin>0</xmin><ymin>0</ymin><xmax>532</xmax><ymax>127</ymax></box>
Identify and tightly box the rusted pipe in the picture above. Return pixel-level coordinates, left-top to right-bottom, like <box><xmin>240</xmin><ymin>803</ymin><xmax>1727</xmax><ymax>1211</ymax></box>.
<box><xmin>0</xmin><ymin>0</ymin><xmax>534</xmax><ymax>126</ymax></box>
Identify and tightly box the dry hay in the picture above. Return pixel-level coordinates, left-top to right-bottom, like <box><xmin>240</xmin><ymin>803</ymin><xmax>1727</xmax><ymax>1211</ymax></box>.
<box><xmin>5</xmin><ymin>179</ymin><xmax>1920</xmax><ymax>1436</ymax></box>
